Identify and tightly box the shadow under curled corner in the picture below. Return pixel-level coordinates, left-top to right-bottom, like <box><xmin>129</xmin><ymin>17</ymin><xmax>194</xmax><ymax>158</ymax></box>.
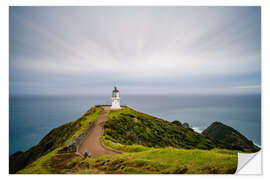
<box><xmin>236</xmin><ymin>150</ymin><xmax>262</xmax><ymax>174</ymax></box>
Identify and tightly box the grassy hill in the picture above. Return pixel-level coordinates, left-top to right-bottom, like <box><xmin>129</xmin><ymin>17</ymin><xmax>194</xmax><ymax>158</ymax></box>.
<box><xmin>10</xmin><ymin>106</ymin><xmax>103</xmax><ymax>173</ymax></box>
<box><xmin>202</xmin><ymin>122</ymin><xmax>260</xmax><ymax>152</ymax></box>
<box><xmin>103</xmin><ymin>107</ymin><xmax>216</xmax><ymax>149</ymax></box>
<box><xmin>11</xmin><ymin>106</ymin><xmax>257</xmax><ymax>174</ymax></box>
<box><xmin>18</xmin><ymin>142</ymin><xmax>238</xmax><ymax>174</ymax></box>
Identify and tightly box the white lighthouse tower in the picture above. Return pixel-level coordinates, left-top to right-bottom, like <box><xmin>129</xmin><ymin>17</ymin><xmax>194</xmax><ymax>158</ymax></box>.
<box><xmin>111</xmin><ymin>87</ymin><xmax>121</xmax><ymax>109</ymax></box>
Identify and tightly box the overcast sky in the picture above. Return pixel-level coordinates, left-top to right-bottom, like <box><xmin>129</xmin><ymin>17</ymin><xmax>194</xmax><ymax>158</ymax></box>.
<box><xmin>9</xmin><ymin>7</ymin><xmax>261</xmax><ymax>95</ymax></box>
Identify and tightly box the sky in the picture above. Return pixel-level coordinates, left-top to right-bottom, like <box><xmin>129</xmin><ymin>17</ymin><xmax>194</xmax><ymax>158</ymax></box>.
<box><xmin>9</xmin><ymin>7</ymin><xmax>261</xmax><ymax>95</ymax></box>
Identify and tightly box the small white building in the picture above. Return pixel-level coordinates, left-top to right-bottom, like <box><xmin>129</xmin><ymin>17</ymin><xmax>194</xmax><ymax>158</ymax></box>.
<box><xmin>111</xmin><ymin>87</ymin><xmax>121</xmax><ymax>109</ymax></box>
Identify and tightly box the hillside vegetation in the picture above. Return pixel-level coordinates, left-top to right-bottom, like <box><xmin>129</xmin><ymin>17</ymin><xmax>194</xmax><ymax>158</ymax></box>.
<box><xmin>10</xmin><ymin>106</ymin><xmax>103</xmax><ymax>173</ymax></box>
<box><xmin>103</xmin><ymin>107</ymin><xmax>217</xmax><ymax>150</ymax></box>
<box><xmin>202</xmin><ymin>122</ymin><xmax>260</xmax><ymax>152</ymax></box>
<box><xmin>12</xmin><ymin>106</ymin><xmax>257</xmax><ymax>174</ymax></box>
<box><xmin>18</xmin><ymin>141</ymin><xmax>238</xmax><ymax>174</ymax></box>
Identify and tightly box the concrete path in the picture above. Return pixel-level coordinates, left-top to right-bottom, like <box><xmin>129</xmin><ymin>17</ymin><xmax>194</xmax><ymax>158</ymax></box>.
<box><xmin>78</xmin><ymin>106</ymin><xmax>119</xmax><ymax>158</ymax></box>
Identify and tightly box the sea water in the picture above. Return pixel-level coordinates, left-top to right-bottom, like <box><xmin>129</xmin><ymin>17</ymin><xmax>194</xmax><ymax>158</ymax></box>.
<box><xmin>9</xmin><ymin>94</ymin><xmax>261</xmax><ymax>155</ymax></box>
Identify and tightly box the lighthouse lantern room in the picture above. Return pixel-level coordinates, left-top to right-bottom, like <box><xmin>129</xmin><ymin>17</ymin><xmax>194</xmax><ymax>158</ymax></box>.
<box><xmin>111</xmin><ymin>87</ymin><xmax>121</xmax><ymax>109</ymax></box>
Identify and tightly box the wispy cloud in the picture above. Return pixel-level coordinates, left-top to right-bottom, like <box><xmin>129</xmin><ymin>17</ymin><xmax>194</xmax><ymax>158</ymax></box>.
<box><xmin>9</xmin><ymin>7</ymin><xmax>261</xmax><ymax>95</ymax></box>
<box><xmin>234</xmin><ymin>85</ymin><xmax>261</xmax><ymax>89</ymax></box>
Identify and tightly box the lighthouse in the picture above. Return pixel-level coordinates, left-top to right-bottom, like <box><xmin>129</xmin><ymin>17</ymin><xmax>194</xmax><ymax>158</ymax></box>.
<box><xmin>111</xmin><ymin>87</ymin><xmax>121</xmax><ymax>109</ymax></box>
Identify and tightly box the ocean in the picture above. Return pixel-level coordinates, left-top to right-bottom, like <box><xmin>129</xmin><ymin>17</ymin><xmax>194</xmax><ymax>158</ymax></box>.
<box><xmin>9</xmin><ymin>94</ymin><xmax>261</xmax><ymax>155</ymax></box>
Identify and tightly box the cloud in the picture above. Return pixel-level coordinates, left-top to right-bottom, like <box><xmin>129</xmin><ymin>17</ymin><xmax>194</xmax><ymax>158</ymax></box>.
<box><xmin>9</xmin><ymin>7</ymin><xmax>261</xmax><ymax>95</ymax></box>
<box><xmin>234</xmin><ymin>85</ymin><xmax>261</xmax><ymax>89</ymax></box>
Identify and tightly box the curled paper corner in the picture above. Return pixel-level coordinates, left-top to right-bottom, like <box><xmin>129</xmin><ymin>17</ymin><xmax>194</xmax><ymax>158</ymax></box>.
<box><xmin>235</xmin><ymin>150</ymin><xmax>262</xmax><ymax>175</ymax></box>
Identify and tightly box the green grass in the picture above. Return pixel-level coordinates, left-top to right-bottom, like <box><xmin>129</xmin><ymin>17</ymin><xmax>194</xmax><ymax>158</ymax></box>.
<box><xmin>67</xmin><ymin>107</ymin><xmax>103</xmax><ymax>144</ymax></box>
<box><xmin>102</xmin><ymin>136</ymin><xmax>151</xmax><ymax>153</ymax></box>
<box><xmin>104</xmin><ymin>107</ymin><xmax>217</xmax><ymax>150</ymax></box>
<box><xmin>99</xmin><ymin>137</ymin><xmax>238</xmax><ymax>174</ymax></box>
<box><xmin>11</xmin><ymin>106</ymin><xmax>103</xmax><ymax>174</ymax></box>
<box><xmin>17</xmin><ymin>148</ymin><xmax>60</xmax><ymax>174</ymax></box>
<box><xmin>15</xmin><ymin>106</ymin><xmax>239</xmax><ymax>174</ymax></box>
<box><xmin>108</xmin><ymin>107</ymin><xmax>135</xmax><ymax>121</ymax></box>
<box><xmin>19</xmin><ymin>139</ymin><xmax>238</xmax><ymax>174</ymax></box>
<box><xmin>67</xmin><ymin>146</ymin><xmax>237</xmax><ymax>174</ymax></box>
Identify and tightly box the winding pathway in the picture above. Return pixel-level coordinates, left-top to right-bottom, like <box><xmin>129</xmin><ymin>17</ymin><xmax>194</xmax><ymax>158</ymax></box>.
<box><xmin>78</xmin><ymin>106</ymin><xmax>119</xmax><ymax>158</ymax></box>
